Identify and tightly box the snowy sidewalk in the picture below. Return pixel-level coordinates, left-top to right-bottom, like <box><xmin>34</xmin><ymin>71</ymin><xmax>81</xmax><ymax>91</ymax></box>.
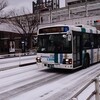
<box><xmin>0</xmin><ymin>52</ymin><xmax>36</xmax><ymax>59</ymax></box>
<box><xmin>0</xmin><ymin>55</ymin><xmax>36</xmax><ymax>71</ymax></box>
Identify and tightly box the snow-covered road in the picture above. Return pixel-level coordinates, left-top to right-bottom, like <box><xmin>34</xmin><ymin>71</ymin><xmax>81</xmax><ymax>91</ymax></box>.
<box><xmin>0</xmin><ymin>61</ymin><xmax>100</xmax><ymax>100</ymax></box>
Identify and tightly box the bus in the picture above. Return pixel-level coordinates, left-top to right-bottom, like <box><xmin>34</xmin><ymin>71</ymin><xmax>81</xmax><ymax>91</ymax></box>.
<box><xmin>36</xmin><ymin>25</ymin><xmax>100</xmax><ymax>69</ymax></box>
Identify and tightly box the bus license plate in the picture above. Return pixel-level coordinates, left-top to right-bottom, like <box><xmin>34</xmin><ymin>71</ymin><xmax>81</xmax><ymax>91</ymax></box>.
<box><xmin>48</xmin><ymin>64</ymin><xmax>54</xmax><ymax>68</ymax></box>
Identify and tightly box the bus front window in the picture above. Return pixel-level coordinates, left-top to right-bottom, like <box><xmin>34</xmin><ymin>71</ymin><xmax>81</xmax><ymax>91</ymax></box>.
<box><xmin>37</xmin><ymin>34</ymin><xmax>72</xmax><ymax>53</ymax></box>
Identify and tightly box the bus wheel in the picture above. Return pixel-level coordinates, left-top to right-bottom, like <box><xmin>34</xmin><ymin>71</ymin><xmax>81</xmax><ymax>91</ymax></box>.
<box><xmin>83</xmin><ymin>54</ymin><xmax>90</xmax><ymax>68</ymax></box>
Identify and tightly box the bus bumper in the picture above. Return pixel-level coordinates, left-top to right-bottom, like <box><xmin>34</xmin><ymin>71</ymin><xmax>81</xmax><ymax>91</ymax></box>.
<box><xmin>43</xmin><ymin>63</ymin><xmax>73</xmax><ymax>69</ymax></box>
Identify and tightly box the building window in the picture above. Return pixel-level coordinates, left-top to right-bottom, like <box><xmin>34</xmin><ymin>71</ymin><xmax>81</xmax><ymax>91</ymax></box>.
<box><xmin>87</xmin><ymin>21</ymin><xmax>89</xmax><ymax>25</ymax></box>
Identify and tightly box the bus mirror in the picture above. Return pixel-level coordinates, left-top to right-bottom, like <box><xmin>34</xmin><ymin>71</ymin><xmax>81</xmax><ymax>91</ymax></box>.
<box><xmin>68</xmin><ymin>34</ymin><xmax>71</xmax><ymax>41</ymax></box>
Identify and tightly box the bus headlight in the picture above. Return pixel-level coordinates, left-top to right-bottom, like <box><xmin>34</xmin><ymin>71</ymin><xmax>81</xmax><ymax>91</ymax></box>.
<box><xmin>36</xmin><ymin>57</ymin><xmax>41</xmax><ymax>63</ymax></box>
<box><xmin>63</xmin><ymin>59</ymin><xmax>72</xmax><ymax>64</ymax></box>
<box><xmin>67</xmin><ymin>59</ymin><xmax>72</xmax><ymax>64</ymax></box>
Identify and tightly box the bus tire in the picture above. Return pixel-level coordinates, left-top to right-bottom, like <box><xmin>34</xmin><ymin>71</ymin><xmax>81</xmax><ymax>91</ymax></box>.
<box><xmin>83</xmin><ymin>54</ymin><xmax>90</xmax><ymax>68</ymax></box>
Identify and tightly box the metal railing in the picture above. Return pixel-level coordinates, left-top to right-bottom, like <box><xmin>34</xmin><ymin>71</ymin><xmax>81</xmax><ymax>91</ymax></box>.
<box><xmin>71</xmin><ymin>75</ymin><xmax>100</xmax><ymax>100</ymax></box>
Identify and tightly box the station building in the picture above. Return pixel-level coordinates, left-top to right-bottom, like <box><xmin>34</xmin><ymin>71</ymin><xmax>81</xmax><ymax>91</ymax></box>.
<box><xmin>0</xmin><ymin>23</ymin><xmax>22</xmax><ymax>54</ymax></box>
<box><xmin>0</xmin><ymin>23</ymin><xmax>36</xmax><ymax>54</ymax></box>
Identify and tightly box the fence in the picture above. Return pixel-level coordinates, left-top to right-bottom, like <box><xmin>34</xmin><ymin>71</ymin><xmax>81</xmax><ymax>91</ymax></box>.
<box><xmin>71</xmin><ymin>75</ymin><xmax>100</xmax><ymax>100</ymax></box>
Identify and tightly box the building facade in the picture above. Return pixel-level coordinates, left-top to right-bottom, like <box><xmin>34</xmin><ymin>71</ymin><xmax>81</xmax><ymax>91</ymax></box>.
<box><xmin>0</xmin><ymin>23</ymin><xmax>36</xmax><ymax>54</ymax></box>
<box><xmin>0</xmin><ymin>23</ymin><xmax>21</xmax><ymax>54</ymax></box>
<box><xmin>38</xmin><ymin>0</ymin><xmax>100</xmax><ymax>30</ymax></box>
<box><xmin>32</xmin><ymin>0</ymin><xmax>60</xmax><ymax>13</ymax></box>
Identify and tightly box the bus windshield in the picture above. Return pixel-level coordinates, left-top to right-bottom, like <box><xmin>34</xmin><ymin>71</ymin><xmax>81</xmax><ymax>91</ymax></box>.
<box><xmin>37</xmin><ymin>34</ymin><xmax>72</xmax><ymax>53</ymax></box>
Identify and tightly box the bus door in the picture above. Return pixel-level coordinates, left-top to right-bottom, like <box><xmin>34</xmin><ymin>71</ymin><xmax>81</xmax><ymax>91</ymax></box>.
<box><xmin>73</xmin><ymin>32</ymin><xmax>82</xmax><ymax>67</ymax></box>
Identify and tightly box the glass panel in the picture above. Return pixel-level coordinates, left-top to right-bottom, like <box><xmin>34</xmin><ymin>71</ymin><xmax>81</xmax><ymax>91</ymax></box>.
<box><xmin>83</xmin><ymin>34</ymin><xmax>91</xmax><ymax>49</ymax></box>
<box><xmin>37</xmin><ymin>34</ymin><xmax>72</xmax><ymax>53</ymax></box>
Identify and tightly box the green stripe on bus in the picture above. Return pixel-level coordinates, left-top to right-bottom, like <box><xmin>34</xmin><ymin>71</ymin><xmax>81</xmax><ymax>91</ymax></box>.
<box><xmin>81</xmin><ymin>28</ymin><xmax>86</xmax><ymax>33</ymax></box>
<box><xmin>54</xmin><ymin>53</ymin><xmax>58</xmax><ymax>63</ymax></box>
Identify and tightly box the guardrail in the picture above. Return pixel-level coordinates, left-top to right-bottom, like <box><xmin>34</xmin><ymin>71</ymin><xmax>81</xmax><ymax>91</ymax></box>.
<box><xmin>70</xmin><ymin>74</ymin><xmax>100</xmax><ymax>100</ymax></box>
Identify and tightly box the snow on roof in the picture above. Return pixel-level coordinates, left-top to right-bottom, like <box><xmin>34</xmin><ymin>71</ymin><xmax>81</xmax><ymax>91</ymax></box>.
<box><xmin>0</xmin><ymin>23</ymin><xmax>23</xmax><ymax>33</ymax></box>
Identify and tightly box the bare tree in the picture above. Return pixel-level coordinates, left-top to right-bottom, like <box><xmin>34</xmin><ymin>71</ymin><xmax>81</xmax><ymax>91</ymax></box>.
<box><xmin>0</xmin><ymin>0</ymin><xmax>7</xmax><ymax>23</ymax></box>
<box><xmin>8</xmin><ymin>8</ymin><xmax>39</xmax><ymax>34</ymax></box>
<box><xmin>7</xmin><ymin>8</ymin><xmax>39</xmax><ymax>52</ymax></box>
<box><xmin>0</xmin><ymin>0</ymin><xmax>7</xmax><ymax>11</ymax></box>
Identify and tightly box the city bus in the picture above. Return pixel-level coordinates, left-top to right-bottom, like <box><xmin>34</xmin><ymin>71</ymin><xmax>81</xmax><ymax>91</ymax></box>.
<box><xmin>36</xmin><ymin>25</ymin><xmax>100</xmax><ymax>69</ymax></box>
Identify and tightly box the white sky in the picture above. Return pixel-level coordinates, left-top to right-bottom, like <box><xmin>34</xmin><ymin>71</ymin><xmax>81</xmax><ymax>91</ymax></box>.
<box><xmin>4</xmin><ymin>0</ymin><xmax>65</xmax><ymax>13</ymax></box>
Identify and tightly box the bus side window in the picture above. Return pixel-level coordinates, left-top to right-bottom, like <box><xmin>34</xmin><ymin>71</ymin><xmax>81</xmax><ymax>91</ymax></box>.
<box><xmin>83</xmin><ymin>34</ymin><xmax>91</xmax><ymax>49</ymax></box>
<box><xmin>98</xmin><ymin>36</ymin><xmax>100</xmax><ymax>47</ymax></box>
<box><xmin>94</xmin><ymin>34</ymin><xmax>98</xmax><ymax>48</ymax></box>
<box><xmin>84</xmin><ymin>40</ymin><xmax>91</xmax><ymax>48</ymax></box>
<box><xmin>90</xmin><ymin>34</ymin><xmax>94</xmax><ymax>48</ymax></box>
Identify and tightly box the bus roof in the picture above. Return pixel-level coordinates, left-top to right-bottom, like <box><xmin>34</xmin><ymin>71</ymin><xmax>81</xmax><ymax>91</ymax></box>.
<box><xmin>38</xmin><ymin>24</ymin><xmax>99</xmax><ymax>34</ymax></box>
